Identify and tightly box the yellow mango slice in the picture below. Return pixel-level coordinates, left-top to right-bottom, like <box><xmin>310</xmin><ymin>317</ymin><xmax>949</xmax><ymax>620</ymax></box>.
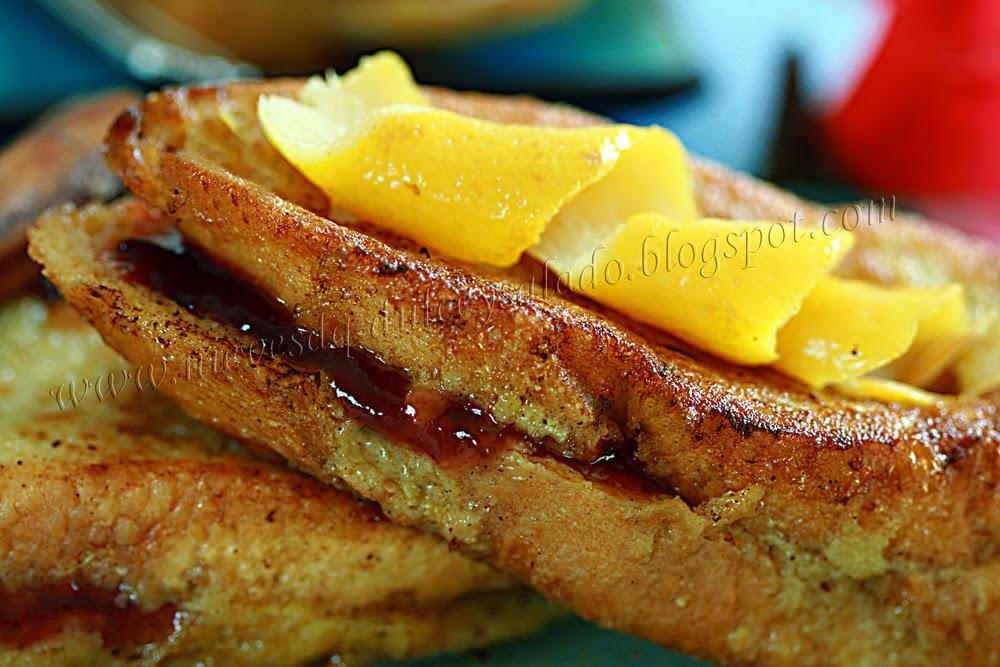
<box><xmin>543</xmin><ymin>213</ymin><xmax>854</xmax><ymax>365</ymax></box>
<box><xmin>268</xmin><ymin>104</ymin><xmax>638</xmax><ymax>266</ymax></box>
<box><xmin>529</xmin><ymin>127</ymin><xmax>696</xmax><ymax>266</ymax></box>
<box><xmin>887</xmin><ymin>284</ymin><xmax>969</xmax><ymax>387</ymax></box>
<box><xmin>835</xmin><ymin>377</ymin><xmax>943</xmax><ymax>406</ymax></box>
<box><xmin>774</xmin><ymin>278</ymin><xmax>961</xmax><ymax>388</ymax></box>
<box><xmin>955</xmin><ymin>312</ymin><xmax>1000</xmax><ymax>395</ymax></box>
<box><xmin>259</xmin><ymin>51</ymin><xmax>425</xmax><ymax>163</ymax></box>
<box><xmin>259</xmin><ymin>51</ymin><xmax>696</xmax><ymax>267</ymax></box>
<box><xmin>320</xmin><ymin>49</ymin><xmax>427</xmax><ymax>110</ymax></box>
<box><xmin>257</xmin><ymin>51</ymin><xmax>980</xmax><ymax>403</ymax></box>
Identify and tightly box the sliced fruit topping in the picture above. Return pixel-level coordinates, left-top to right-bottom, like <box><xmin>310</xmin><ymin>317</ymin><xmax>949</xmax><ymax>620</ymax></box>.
<box><xmin>528</xmin><ymin>126</ymin><xmax>696</xmax><ymax>267</ymax></box>
<box><xmin>257</xmin><ymin>51</ymin><xmax>985</xmax><ymax>403</ymax></box>
<box><xmin>773</xmin><ymin>279</ymin><xmax>965</xmax><ymax>388</ymax></box>
<box><xmin>834</xmin><ymin>377</ymin><xmax>942</xmax><ymax>406</ymax></box>
<box><xmin>539</xmin><ymin>213</ymin><xmax>854</xmax><ymax>365</ymax></box>
<box><xmin>954</xmin><ymin>312</ymin><xmax>1000</xmax><ymax>395</ymax></box>
<box><xmin>886</xmin><ymin>284</ymin><xmax>970</xmax><ymax>388</ymax></box>
<box><xmin>260</xmin><ymin>53</ymin><xmax>694</xmax><ymax>267</ymax></box>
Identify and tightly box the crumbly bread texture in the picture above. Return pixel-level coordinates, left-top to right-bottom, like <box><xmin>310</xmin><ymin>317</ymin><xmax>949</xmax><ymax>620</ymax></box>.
<box><xmin>29</xmin><ymin>82</ymin><xmax>1000</xmax><ymax>666</ymax></box>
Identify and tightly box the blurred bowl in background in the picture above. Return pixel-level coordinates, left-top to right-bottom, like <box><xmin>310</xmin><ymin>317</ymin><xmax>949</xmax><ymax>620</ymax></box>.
<box><xmin>99</xmin><ymin>0</ymin><xmax>583</xmax><ymax>73</ymax></box>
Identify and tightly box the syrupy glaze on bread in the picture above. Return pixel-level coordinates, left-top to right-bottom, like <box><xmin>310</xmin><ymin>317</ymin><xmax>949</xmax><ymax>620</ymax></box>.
<box><xmin>113</xmin><ymin>234</ymin><xmax>673</xmax><ymax>499</ymax></box>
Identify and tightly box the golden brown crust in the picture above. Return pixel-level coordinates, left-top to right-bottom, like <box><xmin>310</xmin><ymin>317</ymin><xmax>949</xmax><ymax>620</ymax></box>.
<box><xmin>0</xmin><ymin>295</ymin><xmax>560</xmax><ymax>665</ymax></box>
<box><xmin>31</xmin><ymin>82</ymin><xmax>1000</xmax><ymax>665</ymax></box>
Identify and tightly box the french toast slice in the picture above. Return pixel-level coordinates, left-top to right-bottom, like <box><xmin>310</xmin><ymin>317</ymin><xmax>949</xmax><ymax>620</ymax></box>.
<box><xmin>0</xmin><ymin>293</ymin><xmax>559</xmax><ymax>665</ymax></box>
<box><xmin>29</xmin><ymin>82</ymin><xmax>1000</xmax><ymax>665</ymax></box>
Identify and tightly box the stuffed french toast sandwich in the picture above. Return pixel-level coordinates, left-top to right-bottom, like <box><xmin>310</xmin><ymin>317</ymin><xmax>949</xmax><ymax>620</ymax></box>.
<box><xmin>29</xmin><ymin>53</ymin><xmax>1000</xmax><ymax>666</ymax></box>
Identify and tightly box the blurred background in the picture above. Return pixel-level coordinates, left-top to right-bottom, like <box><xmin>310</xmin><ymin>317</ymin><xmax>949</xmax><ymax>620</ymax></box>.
<box><xmin>2</xmin><ymin>0</ymin><xmax>998</xmax><ymax>240</ymax></box>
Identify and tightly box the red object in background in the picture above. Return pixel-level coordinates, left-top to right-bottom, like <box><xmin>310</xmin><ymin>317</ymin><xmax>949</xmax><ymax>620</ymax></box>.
<box><xmin>824</xmin><ymin>0</ymin><xmax>1000</xmax><ymax>239</ymax></box>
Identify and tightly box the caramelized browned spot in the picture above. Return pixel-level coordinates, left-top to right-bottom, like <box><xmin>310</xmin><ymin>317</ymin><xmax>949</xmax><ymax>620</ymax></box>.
<box><xmin>0</xmin><ymin>582</ymin><xmax>178</xmax><ymax>648</ymax></box>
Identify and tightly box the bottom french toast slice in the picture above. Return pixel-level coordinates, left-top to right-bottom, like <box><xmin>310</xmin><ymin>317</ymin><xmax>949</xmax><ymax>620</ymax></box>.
<box><xmin>0</xmin><ymin>292</ymin><xmax>559</xmax><ymax>665</ymax></box>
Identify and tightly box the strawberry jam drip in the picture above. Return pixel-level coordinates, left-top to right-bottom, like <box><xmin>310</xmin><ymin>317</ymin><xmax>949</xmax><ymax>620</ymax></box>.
<box><xmin>116</xmin><ymin>237</ymin><xmax>666</xmax><ymax>492</ymax></box>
